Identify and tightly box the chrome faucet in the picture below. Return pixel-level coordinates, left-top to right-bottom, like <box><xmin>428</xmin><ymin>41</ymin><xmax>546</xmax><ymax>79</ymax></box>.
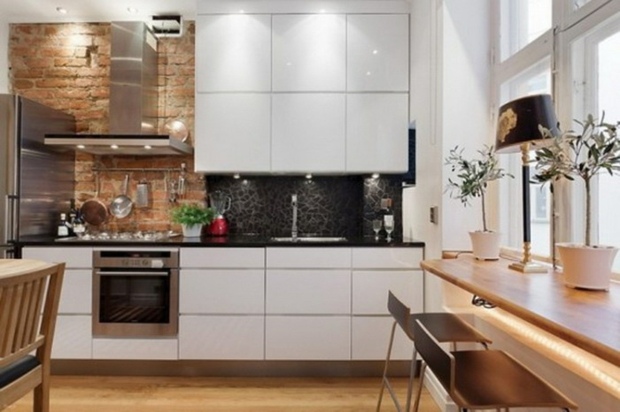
<box><xmin>291</xmin><ymin>194</ymin><xmax>298</xmax><ymax>240</ymax></box>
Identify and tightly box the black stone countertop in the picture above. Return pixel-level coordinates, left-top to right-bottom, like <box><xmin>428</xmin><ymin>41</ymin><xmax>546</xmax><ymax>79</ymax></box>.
<box><xmin>18</xmin><ymin>234</ymin><xmax>424</xmax><ymax>248</ymax></box>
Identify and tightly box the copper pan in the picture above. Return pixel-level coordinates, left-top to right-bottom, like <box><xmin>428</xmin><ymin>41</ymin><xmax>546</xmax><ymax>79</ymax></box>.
<box><xmin>80</xmin><ymin>173</ymin><xmax>108</xmax><ymax>226</ymax></box>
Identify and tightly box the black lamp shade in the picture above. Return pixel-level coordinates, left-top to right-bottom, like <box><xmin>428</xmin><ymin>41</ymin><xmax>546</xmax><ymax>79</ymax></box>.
<box><xmin>496</xmin><ymin>94</ymin><xmax>558</xmax><ymax>153</ymax></box>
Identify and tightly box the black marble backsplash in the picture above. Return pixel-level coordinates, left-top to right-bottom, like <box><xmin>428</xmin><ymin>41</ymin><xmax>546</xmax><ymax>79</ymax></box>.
<box><xmin>206</xmin><ymin>176</ymin><xmax>403</xmax><ymax>238</ymax></box>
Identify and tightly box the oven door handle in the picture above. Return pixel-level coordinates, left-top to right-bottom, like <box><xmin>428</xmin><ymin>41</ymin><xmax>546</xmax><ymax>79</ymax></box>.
<box><xmin>95</xmin><ymin>271</ymin><xmax>169</xmax><ymax>277</ymax></box>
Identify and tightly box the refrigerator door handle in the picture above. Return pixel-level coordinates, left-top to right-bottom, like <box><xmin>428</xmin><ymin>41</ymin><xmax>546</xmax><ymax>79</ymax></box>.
<box><xmin>5</xmin><ymin>194</ymin><xmax>18</xmax><ymax>243</ymax></box>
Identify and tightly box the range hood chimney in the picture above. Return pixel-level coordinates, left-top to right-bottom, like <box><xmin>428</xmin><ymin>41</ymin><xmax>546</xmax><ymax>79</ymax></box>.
<box><xmin>45</xmin><ymin>21</ymin><xmax>192</xmax><ymax>156</ymax></box>
<box><xmin>110</xmin><ymin>21</ymin><xmax>158</xmax><ymax>135</ymax></box>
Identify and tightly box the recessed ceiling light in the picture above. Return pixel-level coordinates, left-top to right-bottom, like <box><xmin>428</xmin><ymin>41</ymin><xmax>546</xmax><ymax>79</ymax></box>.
<box><xmin>56</xmin><ymin>7</ymin><xmax>68</xmax><ymax>14</ymax></box>
<box><xmin>127</xmin><ymin>7</ymin><xmax>139</xmax><ymax>14</ymax></box>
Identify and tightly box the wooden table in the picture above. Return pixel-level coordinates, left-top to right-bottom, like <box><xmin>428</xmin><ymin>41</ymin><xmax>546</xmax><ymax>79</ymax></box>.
<box><xmin>421</xmin><ymin>255</ymin><xmax>620</xmax><ymax>367</ymax></box>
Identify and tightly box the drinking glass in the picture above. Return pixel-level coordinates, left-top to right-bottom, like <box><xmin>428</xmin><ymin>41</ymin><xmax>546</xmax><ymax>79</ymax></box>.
<box><xmin>372</xmin><ymin>219</ymin><xmax>383</xmax><ymax>240</ymax></box>
<box><xmin>384</xmin><ymin>219</ymin><xmax>394</xmax><ymax>241</ymax></box>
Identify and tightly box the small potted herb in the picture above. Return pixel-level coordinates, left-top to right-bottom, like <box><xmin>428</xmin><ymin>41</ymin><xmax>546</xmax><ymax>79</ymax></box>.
<box><xmin>533</xmin><ymin>113</ymin><xmax>620</xmax><ymax>289</ymax></box>
<box><xmin>445</xmin><ymin>145</ymin><xmax>512</xmax><ymax>260</ymax></box>
<box><xmin>171</xmin><ymin>203</ymin><xmax>214</xmax><ymax>237</ymax></box>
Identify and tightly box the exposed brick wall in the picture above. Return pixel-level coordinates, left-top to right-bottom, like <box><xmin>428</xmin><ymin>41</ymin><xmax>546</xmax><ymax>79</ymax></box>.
<box><xmin>9</xmin><ymin>22</ymin><xmax>204</xmax><ymax>233</ymax></box>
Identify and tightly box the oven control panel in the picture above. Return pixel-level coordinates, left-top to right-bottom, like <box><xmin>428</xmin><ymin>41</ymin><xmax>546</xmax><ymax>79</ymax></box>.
<box><xmin>93</xmin><ymin>248</ymin><xmax>179</xmax><ymax>269</ymax></box>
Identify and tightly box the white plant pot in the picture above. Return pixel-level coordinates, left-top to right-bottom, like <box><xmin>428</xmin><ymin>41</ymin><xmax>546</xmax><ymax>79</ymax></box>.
<box><xmin>182</xmin><ymin>224</ymin><xmax>202</xmax><ymax>238</ymax></box>
<box><xmin>469</xmin><ymin>231</ymin><xmax>501</xmax><ymax>260</ymax></box>
<box><xmin>558</xmin><ymin>244</ymin><xmax>618</xmax><ymax>290</ymax></box>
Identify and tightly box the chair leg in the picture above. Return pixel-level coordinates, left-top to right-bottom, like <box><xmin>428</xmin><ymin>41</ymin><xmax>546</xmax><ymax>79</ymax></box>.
<box><xmin>412</xmin><ymin>361</ymin><xmax>426</xmax><ymax>412</ymax></box>
<box><xmin>405</xmin><ymin>347</ymin><xmax>417</xmax><ymax>412</ymax></box>
<box><xmin>377</xmin><ymin>321</ymin><xmax>398</xmax><ymax>412</ymax></box>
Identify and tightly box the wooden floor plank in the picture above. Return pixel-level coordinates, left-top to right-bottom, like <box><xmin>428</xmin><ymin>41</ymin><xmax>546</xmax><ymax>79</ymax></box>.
<box><xmin>7</xmin><ymin>376</ymin><xmax>440</xmax><ymax>411</ymax></box>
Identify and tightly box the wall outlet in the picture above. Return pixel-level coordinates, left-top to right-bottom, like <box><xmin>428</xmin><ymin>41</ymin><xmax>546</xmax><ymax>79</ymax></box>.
<box><xmin>430</xmin><ymin>206</ymin><xmax>439</xmax><ymax>224</ymax></box>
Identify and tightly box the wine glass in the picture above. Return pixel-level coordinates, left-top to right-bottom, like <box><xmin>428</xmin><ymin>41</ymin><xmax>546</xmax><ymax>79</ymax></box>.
<box><xmin>372</xmin><ymin>219</ymin><xmax>383</xmax><ymax>240</ymax></box>
<box><xmin>384</xmin><ymin>217</ymin><xmax>394</xmax><ymax>241</ymax></box>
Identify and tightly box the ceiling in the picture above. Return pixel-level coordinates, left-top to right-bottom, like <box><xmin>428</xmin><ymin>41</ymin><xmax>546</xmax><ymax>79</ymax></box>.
<box><xmin>0</xmin><ymin>0</ymin><xmax>197</xmax><ymax>23</ymax></box>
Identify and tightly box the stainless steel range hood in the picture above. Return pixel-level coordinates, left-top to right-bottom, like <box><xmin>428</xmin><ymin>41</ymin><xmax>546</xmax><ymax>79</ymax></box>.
<box><xmin>45</xmin><ymin>21</ymin><xmax>192</xmax><ymax>156</ymax></box>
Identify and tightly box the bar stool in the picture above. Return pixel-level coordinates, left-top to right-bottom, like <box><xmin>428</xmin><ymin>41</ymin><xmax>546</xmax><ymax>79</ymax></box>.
<box><xmin>412</xmin><ymin>319</ymin><xmax>578</xmax><ymax>411</ymax></box>
<box><xmin>377</xmin><ymin>291</ymin><xmax>492</xmax><ymax>412</ymax></box>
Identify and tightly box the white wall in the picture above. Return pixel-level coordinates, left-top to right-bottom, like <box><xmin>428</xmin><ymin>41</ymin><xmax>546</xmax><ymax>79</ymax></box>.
<box><xmin>0</xmin><ymin>20</ymin><xmax>8</xmax><ymax>93</ymax></box>
<box><xmin>406</xmin><ymin>0</ymin><xmax>492</xmax><ymax>312</ymax></box>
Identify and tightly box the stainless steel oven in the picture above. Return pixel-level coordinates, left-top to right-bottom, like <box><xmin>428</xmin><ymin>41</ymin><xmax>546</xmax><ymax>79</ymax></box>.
<box><xmin>92</xmin><ymin>248</ymin><xmax>179</xmax><ymax>337</ymax></box>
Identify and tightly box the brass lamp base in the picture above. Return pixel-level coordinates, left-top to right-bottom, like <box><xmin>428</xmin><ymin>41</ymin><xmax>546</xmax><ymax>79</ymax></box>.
<box><xmin>508</xmin><ymin>261</ymin><xmax>548</xmax><ymax>273</ymax></box>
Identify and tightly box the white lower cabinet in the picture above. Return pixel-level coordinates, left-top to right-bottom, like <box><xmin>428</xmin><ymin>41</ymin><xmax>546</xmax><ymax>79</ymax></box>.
<box><xmin>179</xmin><ymin>315</ymin><xmax>264</xmax><ymax>360</ymax></box>
<box><xmin>52</xmin><ymin>315</ymin><xmax>92</xmax><ymax>359</ymax></box>
<box><xmin>92</xmin><ymin>338</ymin><xmax>178</xmax><ymax>360</ymax></box>
<box><xmin>22</xmin><ymin>246</ymin><xmax>94</xmax><ymax>360</ymax></box>
<box><xmin>265</xmin><ymin>316</ymin><xmax>351</xmax><ymax>360</ymax></box>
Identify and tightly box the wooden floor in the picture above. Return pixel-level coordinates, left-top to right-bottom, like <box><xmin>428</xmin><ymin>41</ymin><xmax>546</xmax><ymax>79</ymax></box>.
<box><xmin>7</xmin><ymin>376</ymin><xmax>440</xmax><ymax>411</ymax></box>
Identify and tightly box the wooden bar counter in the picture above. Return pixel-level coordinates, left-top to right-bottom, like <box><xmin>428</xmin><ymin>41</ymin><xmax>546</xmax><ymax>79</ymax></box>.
<box><xmin>421</xmin><ymin>255</ymin><xmax>620</xmax><ymax>367</ymax></box>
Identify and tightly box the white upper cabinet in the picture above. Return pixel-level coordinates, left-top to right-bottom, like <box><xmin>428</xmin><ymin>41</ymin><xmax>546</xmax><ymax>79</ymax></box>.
<box><xmin>346</xmin><ymin>14</ymin><xmax>409</xmax><ymax>91</ymax></box>
<box><xmin>346</xmin><ymin>93</ymin><xmax>409</xmax><ymax>173</ymax></box>
<box><xmin>272</xmin><ymin>14</ymin><xmax>346</xmax><ymax>91</ymax></box>
<box><xmin>271</xmin><ymin>93</ymin><xmax>346</xmax><ymax>173</ymax></box>
<box><xmin>195</xmin><ymin>14</ymin><xmax>272</xmax><ymax>92</ymax></box>
<box><xmin>195</xmin><ymin>93</ymin><xmax>271</xmax><ymax>173</ymax></box>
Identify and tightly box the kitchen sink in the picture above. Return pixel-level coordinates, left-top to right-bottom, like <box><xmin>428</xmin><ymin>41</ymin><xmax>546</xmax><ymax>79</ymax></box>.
<box><xmin>270</xmin><ymin>236</ymin><xmax>348</xmax><ymax>243</ymax></box>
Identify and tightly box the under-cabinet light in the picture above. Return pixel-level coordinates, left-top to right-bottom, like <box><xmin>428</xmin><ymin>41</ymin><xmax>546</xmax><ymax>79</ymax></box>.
<box><xmin>233</xmin><ymin>173</ymin><xmax>240</xmax><ymax>179</ymax></box>
<box><xmin>144</xmin><ymin>145</ymin><xmax>152</xmax><ymax>150</ymax></box>
<box><xmin>56</xmin><ymin>7</ymin><xmax>67</xmax><ymax>14</ymax></box>
<box><xmin>110</xmin><ymin>144</ymin><xmax>119</xmax><ymax>150</ymax></box>
<box><xmin>76</xmin><ymin>144</ymin><xmax>85</xmax><ymax>149</ymax></box>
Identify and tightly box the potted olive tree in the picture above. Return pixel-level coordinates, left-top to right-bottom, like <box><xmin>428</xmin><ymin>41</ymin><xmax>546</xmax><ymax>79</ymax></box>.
<box><xmin>445</xmin><ymin>145</ymin><xmax>512</xmax><ymax>260</ymax></box>
<box><xmin>171</xmin><ymin>203</ymin><xmax>214</xmax><ymax>238</ymax></box>
<box><xmin>534</xmin><ymin>113</ymin><xmax>620</xmax><ymax>290</ymax></box>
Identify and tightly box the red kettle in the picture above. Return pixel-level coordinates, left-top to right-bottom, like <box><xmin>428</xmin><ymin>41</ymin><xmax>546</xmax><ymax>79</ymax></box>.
<box><xmin>208</xmin><ymin>191</ymin><xmax>231</xmax><ymax>236</ymax></box>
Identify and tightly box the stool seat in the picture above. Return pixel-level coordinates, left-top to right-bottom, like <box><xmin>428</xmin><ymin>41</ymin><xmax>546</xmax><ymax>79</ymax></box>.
<box><xmin>377</xmin><ymin>291</ymin><xmax>491</xmax><ymax>412</ymax></box>
<box><xmin>413</xmin><ymin>319</ymin><xmax>577</xmax><ymax>411</ymax></box>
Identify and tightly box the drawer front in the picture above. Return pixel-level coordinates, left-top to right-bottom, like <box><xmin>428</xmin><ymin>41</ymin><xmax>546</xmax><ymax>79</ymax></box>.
<box><xmin>58</xmin><ymin>269</ymin><xmax>92</xmax><ymax>314</ymax></box>
<box><xmin>265</xmin><ymin>315</ymin><xmax>350</xmax><ymax>360</ymax></box>
<box><xmin>92</xmin><ymin>338</ymin><xmax>178</xmax><ymax>360</ymax></box>
<box><xmin>352</xmin><ymin>270</ymin><xmax>423</xmax><ymax>315</ymax></box>
<box><xmin>266</xmin><ymin>247</ymin><xmax>351</xmax><ymax>268</ymax></box>
<box><xmin>351</xmin><ymin>247</ymin><xmax>422</xmax><ymax>269</ymax></box>
<box><xmin>181</xmin><ymin>247</ymin><xmax>265</xmax><ymax>268</ymax></box>
<box><xmin>266</xmin><ymin>269</ymin><xmax>351</xmax><ymax>314</ymax></box>
<box><xmin>180</xmin><ymin>269</ymin><xmax>264</xmax><ymax>314</ymax></box>
<box><xmin>22</xmin><ymin>246</ymin><xmax>93</xmax><ymax>268</ymax></box>
<box><xmin>352</xmin><ymin>316</ymin><xmax>413</xmax><ymax>360</ymax></box>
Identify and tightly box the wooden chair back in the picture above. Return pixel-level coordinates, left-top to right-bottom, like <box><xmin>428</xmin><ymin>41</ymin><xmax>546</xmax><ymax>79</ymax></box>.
<box><xmin>412</xmin><ymin>319</ymin><xmax>455</xmax><ymax>393</ymax></box>
<box><xmin>0</xmin><ymin>259</ymin><xmax>65</xmax><ymax>411</ymax></box>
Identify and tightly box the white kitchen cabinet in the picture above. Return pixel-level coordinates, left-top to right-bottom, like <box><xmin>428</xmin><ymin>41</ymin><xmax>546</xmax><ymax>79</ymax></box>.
<box><xmin>265</xmin><ymin>316</ymin><xmax>350</xmax><ymax>360</ymax></box>
<box><xmin>179</xmin><ymin>247</ymin><xmax>265</xmax><ymax>360</ymax></box>
<box><xmin>271</xmin><ymin>93</ymin><xmax>346</xmax><ymax>173</ymax></box>
<box><xmin>181</xmin><ymin>247</ymin><xmax>265</xmax><ymax>268</ymax></box>
<box><xmin>195</xmin><ymin>14</ymin><xmax>271</xmax><ymax>92</ymax></box>
<box><xmin>266</xmin><ymin>269</ymin><xmax>351</xmax><ymax>314</ymax></box>
<box><xmin>22</xmin><ymin>246</ymin><xmax>93</xmax><ymax>359</ymax></box>
<box><xmin>179</xmin><ymin>315</ymin><xmax>264</xmax><ymax>360</ymax></box>
<box><xmin>51</xmin><ymin>315</ymin><xmax>92</xmax><ymax>359</ymax></box>
<box><xmin>346</xmin><ymin>14</ymin><xmax>409</xmax><ymax>92</ymax></box>
<box><xmin>350</xmin><ymin>247</ymin><xmax>424</xmax><ymax>360</ymax></box>
<box><xmin>266</xmin><ymin>247</ymin><xmax>350</xmax><ymax>268</ymax></box>
<box><xmin>92</xmin><ymin>338</ymin><xmax>178</xmax><ymax>360</ymax></box>
<box><xmin>346</xmin><ymin>93</ymin><xmax>409</xmax><ymax>173</ymax></box>
<box><xmin>272</xmin><ymin>14</ymin><xmax>346</xmax><ymax>91</ymax></box>
<box><xmin>180</xmin><ymin>269</ymin><xmax>264</xmax><ymax>314</ymax></box>
<box><xmin>195</xmin><ymin>93</ymin><xmax>271</xmax><ymax>173</ymax></box>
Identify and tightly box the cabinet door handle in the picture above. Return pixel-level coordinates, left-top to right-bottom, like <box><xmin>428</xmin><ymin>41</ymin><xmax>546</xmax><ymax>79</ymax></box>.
<box><xmin>95</xmin><ymin>271</ymin><xmax>169</xmax><ymax>277</ymax></box>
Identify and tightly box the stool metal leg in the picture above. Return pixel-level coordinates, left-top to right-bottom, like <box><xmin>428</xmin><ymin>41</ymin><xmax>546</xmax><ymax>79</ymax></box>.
<box><xmin>377</xmin><ymin>321</ymin><xmax>399</xmax><ymax>411</ymax></box>
<box><xmin>405</xmin><ymin>347</ymin><xmax>417</xmax><ymax>412</ymax></box>
<box><xmin>412</xmin><ymin>361</ymin><xmax>427</xmax><ymax>412</ymax></box>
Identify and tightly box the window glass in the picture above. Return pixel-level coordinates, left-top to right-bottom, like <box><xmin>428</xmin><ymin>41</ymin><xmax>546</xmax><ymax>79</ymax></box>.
<box><xmin>500</xmin><ymin>0</ymin><xmax>552</xmax><ymax>61</ymax></box>
<box><xmin>499</xmin><ymin>58</ymin><xmax>552</xmax><ymax>256</ymax></box>
<box><xmin>593</xmin><ymin>27</ymin><xmax>620</xmax><ymax>270</ymax></box>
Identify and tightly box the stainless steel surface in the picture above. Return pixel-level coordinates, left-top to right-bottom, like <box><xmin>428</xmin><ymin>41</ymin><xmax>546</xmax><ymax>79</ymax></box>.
<box><xmin>136</xmin><ymin>179</ymin><xmax>149</xmax><ymax>208</ymax></box>
<box><xmin>55</xmin><ymin>231</ymin><xmax>180</xmax><ymax>242</ymax></box>
<box><xmin>110</xmin><ymin>21</ymin><xmax>158</xmax><ymax>135</ymax></box>
<box><xmin>1</xmin><ymin>94</ymin><xmax>75</xmax><ymax>255</ymax></box>
<box><xmin>42</xmin><ymin>22</ymin><xmax>193</xmax><ymax>156</ymax></box>
<box><xmin>291</xmin><ymin>194</ymin><xmax>298</xmax><ymax>240</ymax></box>
<box><xmin>270</xmin><ymin>236</ymin><xmax>348</xmax><ymax>243</ymax></box>
<box><xmin>110</xmin><ymin>174</ymin><xmax>133</xmax><ymax>218</ymax></box>
<box><xmin>92</xmin><ymin>248</ymin><xmax>179</xmax><ymax>337</ymax></box>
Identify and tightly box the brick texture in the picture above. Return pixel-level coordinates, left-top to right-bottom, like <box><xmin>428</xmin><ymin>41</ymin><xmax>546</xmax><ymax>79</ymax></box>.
<box><xmin>9</xmin><ymin>22</ymin><xmax>204</xmax><ymax>233</ymax></box>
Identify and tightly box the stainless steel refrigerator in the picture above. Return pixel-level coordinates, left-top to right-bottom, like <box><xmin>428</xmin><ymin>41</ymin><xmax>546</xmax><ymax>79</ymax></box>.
<box><xmin>1</xmin><ymin>95</ymin><xmax>75</xmax><ymax>257</ymax></box>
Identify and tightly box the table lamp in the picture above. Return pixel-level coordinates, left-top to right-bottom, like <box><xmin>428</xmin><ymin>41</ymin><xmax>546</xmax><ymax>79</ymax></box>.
<box><xmin>495</xmin><ymin>94</ymin><xmax>558</xmax><ymax>273</ymax></box>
